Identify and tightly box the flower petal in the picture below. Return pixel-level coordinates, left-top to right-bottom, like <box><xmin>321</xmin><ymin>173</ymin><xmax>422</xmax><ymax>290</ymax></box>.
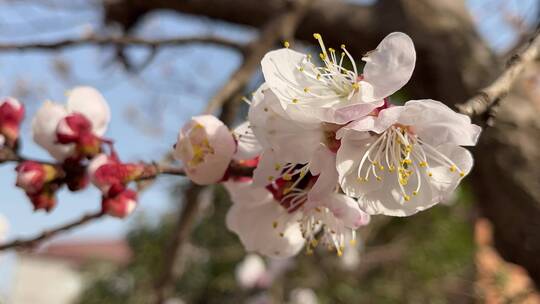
<box><xmin>66</xmin><ymin>86</ymin><xmax>110</xmax><ymax>136</ymax></box>
<box><xmin>232</xmin><ymin>121</ymin><xmax>262</xmax><ymax>160</ymax></box>
<box><xmin>397</xmin><ymin>99</ymin><xmax>482</xmax><ymax>146</ymax></box>
<box><xmin>307</xmin><ymin>146</ymin><xmax>338</xmax><ymax>203</ymax></box>
<box><xmin>32</xmin><ymin>101</ymin><xmax>73</xmax><ymax>161</ymax></box>
<box><xmin>324</xmin><ymin>193</ymin><xmax>370</xmax><ymax>229</ymax></box>
<box><xmin>361</xmin><ymin>32</ymin><xmax>416</xmax><ymax>101</ymax></box>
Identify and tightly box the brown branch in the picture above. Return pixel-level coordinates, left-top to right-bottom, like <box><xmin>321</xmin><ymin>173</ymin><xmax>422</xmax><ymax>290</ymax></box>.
<box><xmin>0</xmin><ymin>210</ymin><xmax>104</xmax><ymax>251</ymax></box>
<box><xmin>0</xmin><ymin>35</ymin><xmax>245</xmax><ymax>52</ymax></box>
<box><xmin>457</xmin><ymin>30</ymin><xmax>540</xmax><ymax>121</ymax></box>
<box><xmin>203</xmin><ymin>0</ymin><xmax>311</xmax><ymax>114</ymax></box>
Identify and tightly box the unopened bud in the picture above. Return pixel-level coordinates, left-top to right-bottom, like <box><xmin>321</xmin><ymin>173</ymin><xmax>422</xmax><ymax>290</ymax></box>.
<box><xmin>102</xmin><ymin>187</ymin><xmax>137</xmax><ymax>218</ymax></box>
<box><xmin>89</xmin><ymin>154</ymin><xmax>145</xmax><ymax>193</ymax></box>
<box><xmin>56</xmin><ymin>113</ymin><xmax>102</xmax><ymax>158</ymax></box>
<box><xmin>174</xmin><ymin>115</ymin><xmax>235</xmax><ymax>185</ymax></box>
<box><xmin>28</xmin><ymin>189</ymin><xmax>57</xmax><ymax>212</ymax></box>
<box><xmin>0</xmin><ymin>97</ymin><xmax>25</xmax><ymax>147</ymax></box>
<box><xmin>16</xmin><ymin>161</ymin><xmax>58</xmax><ymax>195</ymax></box>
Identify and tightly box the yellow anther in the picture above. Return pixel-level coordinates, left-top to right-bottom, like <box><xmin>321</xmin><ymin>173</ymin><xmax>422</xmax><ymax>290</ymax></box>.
<box><xmin>404</xmin><ymin>195</ymin><xmax>411</xmax><ymax>201</ymax></box>
<box><xmin>412</xmin><ymin>191</ymin><xmax>418</xmax><ymax>196</ymax></box>
<box><xmin>267</xmin><ymin>176</ymin><xmax>274</xmax><ymax>181</ymax></box>
<box><xmin>298</xmin><ymin>66</ymin><xmax>304</xmax><ymax>72</ymax></box>
<box><xmin>460</xmin><ymin>171</ymin><xmax>465</xmax><ymax>177</ymax></box>
<box><xmin>279</xmin><ymin>232</ymin><xmax>284</xmax><ymax>237</ymax></box>
<box><xmin>292</xmin><ymin>98</ymin><xmax>299</xmax><ymax>104</ymax></box>
<box><xmin>357</xmin><ymin>177</ymin><xmax>364</xmax><ymax>183</ymax></box>
<box><xmin>313</xmin><ymin>33</ymin><xmax>322</xmax><ymax>39</ymax></box>
<box><xmin>310</xmin><ymin>239</ymin><xmax>319</xmax><ymax>247</ymax></box>
<box><xmin>449</xmin><ymin>165</ymin><xmax>457</xmax><ymax>172</ymax></box>
<box><xmin>350</xmin><ymin>239</ymin><xmax>357</xmax><ymax>246</ymax></box>
<box><xmin>307</xmin><ymin>53</ymin><xmax>312</xmax><ymax>60</ymax></box>
<box><xmin>376</xmin><ymin>176</ymin><xmax>382</xmax><ymax>181</ymax></box>
<box><xmin>340</xmin><ymin>44</ymin><xmax>346</xmax><ymax>49</ymax></box>
<box><xmin>419</xmin><ymin>161</ymin><xmax>428</xmax><ymax>167</ymax></box>
<box><xmin>319</xmin><ymin>53</ymin><xmax>326</xmax><ymax>60</ymax></box>
<box><xmin>428</xmin><ymin>172</ymin><xmax>433</xmax><ymax>177</ymax></box>
<box><xmin>352</xmin><ymin>83</ymin><xmax>360</xmax><ymax>90</ymax></box>
<box><xmin>379</xmin><ymin>165</ymin><xmax>385</xmax><ymax>171</ymax></box>
<box><xmin>316</xmin><ymin>74</ymin><xmax>321</xmax><ymax>80</ymax></box>
<box><xmin>283</xmin><ymin>174</ymin><xmax>292</xmax><ymax>181</ymax></box>
<box><xmin>272</xmin><ymin>221</ymin><xmax>278</xmax><ymax>229</ymax></box>
<box><xmin>283</xmin><ymin>188</ymin><xmax>292</xmax><ymax>195</ymax></box>
<box><xmin>328</xmin><ymin>47</ymin><xmax>335</xmax><ymax>53</ymax></box>
<box><xmin>389</xmin><ymin>166</ymin><xmax>396</xmax><ymax>172</ymax></box>
<box><xmin>274</xmin><ymin>163</ymin><xmax>282</xmax><ymax>170</ymax></box>
<box><xmin>283</xmin><ymin>41</ymin><xmax>290</xmax><ymax>48</ymax></box>
<box><xmin>303</xmin><ymin>87</ymin><xmax>310</xmax><ymax>93</ymax></box>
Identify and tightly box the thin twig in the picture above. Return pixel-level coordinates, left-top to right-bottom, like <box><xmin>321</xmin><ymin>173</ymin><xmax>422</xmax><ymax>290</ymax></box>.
<box><xmin>0</xmin><ymin>35</ymin><xmax>245</xmax><ymax>52</ymax></box>
<box><xmin>0</xmin><ymin>210</ymin><xmax>104</xmax><ymax>251</ymax></box>
<box><xmin>457</xmin><ymin>30</ymin><xmax>540</xmax><ymax>121</ymax></box>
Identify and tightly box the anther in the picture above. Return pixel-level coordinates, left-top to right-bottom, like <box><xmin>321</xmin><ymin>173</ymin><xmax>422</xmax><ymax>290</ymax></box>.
<box><xmin>313</xmin><ymin>33</ymin><xmax>322</xmax><ymax>40</ymax></box>
<box><xmin>283</xmin><ymin>41</ymin><xmax>290</xmax><ymax>48</ymax></box>
<box><xmin>272</xmin><ymin>221</ymin><xmax>278</xmax><ymax>229</ymax></box>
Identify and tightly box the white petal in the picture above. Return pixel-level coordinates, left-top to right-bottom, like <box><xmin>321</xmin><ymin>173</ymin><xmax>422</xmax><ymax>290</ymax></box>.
<box><xmin>397</xmin><ymin>99</ymin><xmax>481</xmax><ymax>146</ymax></box>
<box><xmin>307</xmin><ymin>146</ymin><xmax>338</xmax><ymax>203</ymax></box>
<box><xmin>66</xmin><ymin>86</ymin><xmax>110</xmax><ymax>136</ymax></box>
<box><xmin>32</xmin><ymin>101</ymin><xmax>73</xmax><ymax>161</ymax></box>
<box><xmin>232</xmin><ymin>121</ymin><xmax>262</xmax><ymax>160</ymax></box>
<box><xmin>224</xmin><ymin>181</ymin><xmax>273</xmax><ymax>207</ymax></box>
<box><xmin>249</xmin><ymin>89</ymin><xmax>322</xmax><ymax>164</ymax></box>
<box><xmin>321</xmin><ymin>193</ymin><xmax>370</xmax><ymax>229</ymax></box>
<box><xmin>336</xmin><ymin>132</ymin><xmax>385</xmax><ymax>197</ymax></box>
<box><xmin>253</xmin><ymin>150</ymin><xmax>282</xmax><ymax>187</ymax></box>
<box><xmin>235</xmin><ymin>254</ymin><xmax>266</xmax><ymax>289</ymax></box>
<box><xmin>362</xmin><ymin>32</ymin><xmax>416</xmax><ymax>101</ymax></box>
<box><xmin>226</xmin><ymin>193</ymin><xmax>305</xmax><ymax>258</ymax></box>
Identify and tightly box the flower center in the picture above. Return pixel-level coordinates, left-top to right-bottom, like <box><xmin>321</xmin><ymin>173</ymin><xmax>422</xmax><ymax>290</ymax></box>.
<box><xmin>182</xmin><ymin>124</ymin><xmax>214</xmax><ymax>166</ymax></box>
<box><xmin>279</xmin><ymin>34</ymin><xmax>360</xmax><ymax>106</ymax></box>
<box><xmin>356</xmin><ymin>125</ymin><xmax>466</xmax><ymax>201</ymax></box>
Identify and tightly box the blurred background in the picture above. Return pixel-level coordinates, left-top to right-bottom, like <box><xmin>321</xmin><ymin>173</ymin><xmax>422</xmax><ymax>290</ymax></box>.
<box><xmin>0</xmin><ymin>0</ymin><xmax>539</xmax><ymax>303</ymax></box>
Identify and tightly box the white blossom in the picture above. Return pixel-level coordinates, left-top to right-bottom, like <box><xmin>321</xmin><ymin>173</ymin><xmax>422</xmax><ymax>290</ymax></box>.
<box><xmin>336</xmin><ymin>99</ymin><xmax>481</xmax><ymax>216</ymax></box>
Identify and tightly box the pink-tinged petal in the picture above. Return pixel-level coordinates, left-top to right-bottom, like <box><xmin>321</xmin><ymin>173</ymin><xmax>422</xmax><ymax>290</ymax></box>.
<box><xmin>226</xmin><ymin>190</ymin><xmax>305</xmax><ymax>259</ymax></box>
<box><xmin>102</xmin><ymin>188</ymin><xmax>138</xmax><ymax>218</ymax></box>
<box><xmin>66</xmin><ymin>86</ymin><xmax>110</xmax><ymax>136</ymax></box>
<box><xmin>32</xmin><ymin>101</ymin><xmax>73</xmax><ymax>161</ymax></box>
<box><xmin>232</xmin><ymin>121</ymin><xmax>262</xmax><ymax>160</ymax></box>
<box><xmin>397</xmin><ymin>99</ymin><xmax>482</xmax><ymax>146</ymax></box>
<box><xmin>252</xmin><ymin>150</ymin><xmax>283</xmax><ymax>187</ymax></box>
<box><xmin>324</xmin><ymin>193</ymin><xmax>370</xmax><ymax>229</ymax></box>
<box><xmin>307</xmin><ymin>146</ymin><xmax>338</xmax><ymax>203</ymax></box>
<box><xmin>224</xmin><ymin>180</ymin><xmax>273</xmax><ymax>207</ymax></box>
<box><xmin>174</xmin><ymin>115</ymin><xmax>235</xmax><ymax>185</ymax></box>
<box><xmin>249</xmin><ymin>88</ymin><xmax>323</xmax><ymax>164</ymax></box>
<box><xmin>361</xmin><ymin>32</ymin><xmax>416</xmax><ymax>101</ymax></box>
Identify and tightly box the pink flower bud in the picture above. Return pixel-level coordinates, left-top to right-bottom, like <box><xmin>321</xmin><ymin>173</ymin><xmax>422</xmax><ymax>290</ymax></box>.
<box><xmin>88</xmin><ymin>154</ymin><xmax>145</xmax><ymax>193</ymax></box>
<box><xmin>56</xmin><ymin>113</ymin><xmax>102</xmax><ymax>158</ymax></box>
<box><xmin>28</xmin><ymin>190</ymin><xmax>57</xmax><ymax>212</ymax></box>
<box><xmin>174</xmin><ymin>115</ymin><xmax>235</xmax><ymax>185</ymax></box>
<box><xmin>16</xmin><ymin>161</ymin><xmax>58</xmax><ymax>195</ymax></box>
<box><xmin>102</xmin><ymin>186</ymin><xmax>137</xmax><ymax>218</ymax></box>
<box><xmin>0</xmin><ymin>97</ymin><xmax>25</xmax><ymax>146</ymax></box>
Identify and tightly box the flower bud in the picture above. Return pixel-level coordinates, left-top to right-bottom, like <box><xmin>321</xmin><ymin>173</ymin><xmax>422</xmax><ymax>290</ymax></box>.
<box><xmin>102</xmin><ymin>185</ymin><xmax>137</xmax><ymax>218</ymax></box>
<box><xmin>56</xmin><ymin>113</ymin><xmax>102</xmax><ymax>158</ymax></box>
<box><xmin>174</xmin><ymin>115</ymin><xmax>235</xmax><ymax>185</ymax></box>
<box><xmin>88</xmin><ymin>154</ymin><xmax>144</xmax><ymax>193</ymax></box>
<box><xmin>28</xmin><ymin>189</ymin><xmax>57</xmax><ymax>212</ymax></box>
<box><xmin>16</xmin><ymin>161</ymin><xmax>59</xmax><ymax>195</ymax></box>
<box><xmin>0</xmin><ymin>97</ymin><xmax>25</xmax><ymax>147</ymax></box>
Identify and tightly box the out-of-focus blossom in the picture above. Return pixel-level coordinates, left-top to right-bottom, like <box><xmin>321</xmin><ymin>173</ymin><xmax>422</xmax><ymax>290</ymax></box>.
<box><xmin>174</xmin><ymin>115</ymin><xmax>235</xmax><ymax>185</ymax></box>
<box><xmin>235</xmin><ymin>254</ymin><xmax>267</xmax><ymax>289</ymax></box>
<box><xmin>101</xmin><ymin>184</ymin><xmax>137</xmax><ymax>218</ymax></box>
<box><xmin>32</xmin><ymin>86</ymin><xmax>110</xmax><ymax>161</ymax></box>
<box><xmin>15</xmin><ymin>161</ymin><xmax>59</xmax><ymax>194</ymax></box>
<box><xmin>88</xmin><ymin>154</ymin><xmax>144</xmax><ymax>193</ymax></box>
<box><xmin>289</xmin><ymin>288</ymin><xmax>318</xmax><ymax>304</ymax></box>
<box><xmin>261</xmin><ymin>32</ymin><xmax>415</xmax><ymax>124</ymax></box>
<box><xmin>28</xmin><ymin>188</ymin><xmax>57</xmax><ymax>212</ymax></box>
<box><xmin>0</xmin><ymin>214</ymin><xmax>8</xmax><ymax>242</ymax></box>
<box><xmin>337</xmin><ymin>99</ymin><xmax>481</xmax><ymax>216</ymax></box>
<box><xmin>0</xmin><ymin>97</ymin><xmax>25</xmax><ymax>147</ymax></box>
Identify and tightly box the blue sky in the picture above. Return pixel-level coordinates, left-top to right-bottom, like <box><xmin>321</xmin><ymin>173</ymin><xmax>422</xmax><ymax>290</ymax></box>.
<box><xmin>0</xmin><ymin>0</ymin><xmax>537</xmax><ymax>297</ymax></box>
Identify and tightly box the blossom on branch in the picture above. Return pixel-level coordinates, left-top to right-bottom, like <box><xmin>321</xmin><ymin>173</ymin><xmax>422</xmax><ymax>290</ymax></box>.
<box><xmin>0</xmin><ymin>97</ymin><xmax>24</xmax><ymax>147</ymax></box>
<box><xmin>174</xmin><ymin>115</ymin><xmax>236</xmax><ymax>185</ymax></box>
<box><xmin>32</xmin><ymin>86</ymin><xmax>111</xmax><ymax>161</ymax></box>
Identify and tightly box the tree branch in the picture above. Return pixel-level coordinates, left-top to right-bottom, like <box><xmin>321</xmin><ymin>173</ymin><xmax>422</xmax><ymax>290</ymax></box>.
<box><xmin>457</xmin><ymin>30</ymin><xmax>540</xmax><ymax>121</ymax></box>
<box><xmin>0</xmin><ymin>210</ymin><xmax>104</xmax><ymax>251</ymax></box>
<box><xmin>0</xmin><ymin>35</ymin><xmax>245</xmax><ymax>52</ymax></box>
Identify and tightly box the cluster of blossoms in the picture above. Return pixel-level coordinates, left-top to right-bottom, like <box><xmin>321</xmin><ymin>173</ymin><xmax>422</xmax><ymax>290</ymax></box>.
<box><xmin>174</xmin><ymin>32</ymin><xmax>481</xmax><ymax>258</ymax></box>
<box><xmin>1</xmin><ymin>87</ymin><xmax>145</xmax><ymax>217</ymax></box>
